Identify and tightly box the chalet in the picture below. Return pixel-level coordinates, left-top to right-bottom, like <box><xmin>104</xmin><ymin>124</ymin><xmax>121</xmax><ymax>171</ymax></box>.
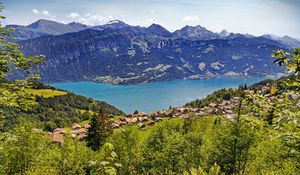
<box><xmin>131</xmin><ymin>117</ymin><xmax>138</xmax><ymax>123</ymax></box>
<box><xmin>53</xmin><ymin>128</ymin><xmax>67</xmax><ymax>135</ymax></box>
<box><xmin>208</xmin><ymin>103</ymin><xmax>217</xmax><ymax>108</ymax></box>
<box><xmin>138</xmin><ymin>116</ymin><xmax>148</xmax><ymax>122</ymax></box>
<box><xmin>165</xmin><ymin>108</ymin><xmax>174</xmax><ymax>116</ymax></box>
<box><xmin>177</xmin><ymin>107</ymin><xmax>189</xmax><ymax>114</ymax></box>
<box><xmin>112</xmin><ymin>123</ymin><xmax>120</xmax><ymax>128</ymax></box>
<box><xmin>147</xmin><ymin>120</ymin><xmax>155</xmax><ymax>126</ymax></box>
<box><xmin>78</xmin><ymin>134</ymin><xmax>87</xmax><ymax>141</ymax></box>
<box><xmin>137</xmin><ymin>111</ymin><xmax>147</xmax><ymax>117</ymax></box>
<box><xmin>225</xmin><ymin>113</ymin><xmax>237</xmax><ymax>119</ymax></box>
<box><xmin>190</xmin><ymin>108</ymin><xmax>199</xmax><ymax>113</ymax></box>
<box><xmin>50</xmin><ymin>132</ymin><xmax>64</xmax><ymax>144</ymax></box>
<box><xmin>83</xmin><ymin>123</ymin><xmax>91</xmax><ymax>129</ymax></box>
<box><xmin>138</xmin><ymin>122</ymin><xmax>146</xmax><ymax>129</ymax></box>
<box><xmin>120</xmin><ymin>116</ymin><xmax>126</xmax><ymax>122</ymax></box>
<box><xmin>71</xmin><ymin>123</ymin><xmax>81</xmax><ymax>130</ymax></box>
<box><xmin>151</xmin><ymin>111</ymin><xmax>159</xmax><ymax>117</ymax></box>
<box><xmin>154</xmin><ymin>117</ymin><xmax>163</xmax><ymax>122</ymax></box>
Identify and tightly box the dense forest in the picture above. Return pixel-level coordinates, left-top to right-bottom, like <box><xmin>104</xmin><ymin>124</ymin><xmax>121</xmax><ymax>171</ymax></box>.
<box><xmin>0</xmin><ymin>4</ymin><xmax>299</xmax><ymax>175</ymax></box>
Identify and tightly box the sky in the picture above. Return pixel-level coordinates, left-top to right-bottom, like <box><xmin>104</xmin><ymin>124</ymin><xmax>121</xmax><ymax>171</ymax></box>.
<box><xmin>1</xmin><ymin>0</ymin><xmax>300</xmax><ymax>38</ymax></box>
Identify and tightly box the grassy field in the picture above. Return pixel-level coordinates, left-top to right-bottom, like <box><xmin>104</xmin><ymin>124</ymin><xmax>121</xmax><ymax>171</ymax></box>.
<box><xmin>25</xmin><ymin>89</ymin><xmax>67</xmax><ymax>98</ymax></box>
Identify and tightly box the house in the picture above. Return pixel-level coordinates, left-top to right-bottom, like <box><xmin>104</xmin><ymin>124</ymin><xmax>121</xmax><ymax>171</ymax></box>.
<box><xmin>177</xmin><ymin>107</ymin><xmax>189</xmax><ymax>114</ymax></box>
<box><xmin>138</xmin><ymin>116</ymin><xmax>148</xmax><ymax>122</ymax></box>
<box><xmin>138</xmin><ymin>122</ymin><xmax>146</xmax><ymax>129</ymax></box>
<box><xmin>82</xmin><ymin>123</ymin><xmax>90</xmax><ymax>129</ymax></box>
<box><xmin>208</xmin><ymin>103</ymin><xmax>217</xmax><ymax>108</ymax></box>
<box><xmin>50</xmin><ymin>132</ymin><xmax>64</xmax><ymax>144</ymax></box>
<box><xmin>120</xmin><ymin>116</ymin><xmax>126</xmax><ymax>122</ymax></box>
<box><xmin>137</xmin><ymin>111</ymin><xmax>147</xmax><ymax>117</ymax></box>
<box><xmin>78</xmin><ymin>133</ymin><xmax>87</xmax><ymax>141</ymax></box>
<box><xmin>165</xmin><ymin>108</ymin><xmax>174</xmax><ymax>116</ymax></box>
<box><xmin>131</xmin><ymin>117</ymin><xmax>138</xmax><ymax>123</ymax></box>
<box><xmin>53</xmin><ymin>128</ymin><xmax>67</xmax><ymax>135</ymax></box>
<box><xmin>154</xmin><ymin>117</ymin><xmax>163</xmax><ymax>122</ymax></box>
<box><xmin>71</xmin><ymin>123</ymin><xmax>81</xmax><ymax>130</ymax></box>
<box><xmin>150</xmin><ymin>111</ymin><xmax>159</xmax><ymax>117</ymax></box>
<box><xmin>147</xmin><ymin>120</ymin><xmax>155</xmax><ymax>126</ymax></box>
<box><xmin>112</xmin><ymin>123</ymin><xmax>120</xmax><ymax>128</ymax></box>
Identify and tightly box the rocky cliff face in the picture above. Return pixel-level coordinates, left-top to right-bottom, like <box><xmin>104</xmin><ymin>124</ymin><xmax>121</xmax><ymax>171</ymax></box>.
<box><xmin>18</xmin><ymin>20</ymin><xmax>288</xmax><ymax>84</ymax></box>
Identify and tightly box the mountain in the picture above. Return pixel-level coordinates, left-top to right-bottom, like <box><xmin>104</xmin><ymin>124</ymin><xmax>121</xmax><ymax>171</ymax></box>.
<box><xmin>6</xmin><ymin>19</ymin><xmax>87</xmax><ymax>40</ymax></box>
<box><xmin>173</xmin><ymin>25</ymin><xmax>219</xmax><ymax>40</ymax></box>
<box><xmin>262</xmin><ymin>34</ymin><xmax>300</xmax><ymax>48</ymax></box>
<box><xmin>91</xmin><ymin>20</ymin><xmax>130</xmax><ymax>31</ymax></box>
<box><xmin>67</xmin><ymin>22</ymin><xmax>89</xmax><ymax>30</ymax></box>
<box><xmin>219</xmin><ymin>29</ymin><xmax>230</xmax><ymax>38</ymax></box>
<box><xmin>146</xmin><ymin>24</ymin><xmax>172</xmax><ymax>37</ymax></box>
<box><xmin>19</xmin><ymin>25</ymin><xmax>286</xmax><ymax>84</ymax></box>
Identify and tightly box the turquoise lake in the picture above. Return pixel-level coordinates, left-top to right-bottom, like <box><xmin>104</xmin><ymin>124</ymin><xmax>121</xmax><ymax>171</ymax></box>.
<box><xmin>51</xmin><ymin>77</ymin><xmax>265</xmax><ymax>114</ymax></box>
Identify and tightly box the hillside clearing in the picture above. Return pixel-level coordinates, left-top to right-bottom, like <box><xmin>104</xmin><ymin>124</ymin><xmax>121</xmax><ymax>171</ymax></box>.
<box><xmin>25</xmin><ymin>89</ymin><xmax>67</xmax><ymax>98</ymax></box>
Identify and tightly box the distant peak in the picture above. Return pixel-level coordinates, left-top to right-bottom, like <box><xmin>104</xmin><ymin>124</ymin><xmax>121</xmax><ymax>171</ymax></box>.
<box><xmin>220</xmin><ymin>29</ymin><xmax>228</xmax><ymax>33</ymax></box>
<box><xmin>195</xmin><ymin>25</ymin><xmax>205</xmax><ymax>29</ymax></box>
<box><xmin>148</xmin><ymin>23</ymin><xmax>165</xmax><ymax>29</ymax></box>
<box><xmin>219</xmin><ymin>29</ymin><xmax>230</xmax><ymax>37</ymax></box>
<box><xmin>27</xmin><ymin>19</ymin><xmax>57</xmax><ymax>28</ymax></box>
<box><xmin>147</xmin><ymin>23</ymin><xmax>171</xmax><ymax>36</ymax></box>
<box><xmin>149</xmin><ymin>23</ymin><xmax>161</xmax><ymax>27</ymax></box>
<box><xmin>180</xmin><ymin>25</ymin><xmax>207</xmax><ymax>31</ymax></box>
<box><xmin>282</xmin><ymin>35</ymin><xmax>293</xmax><ymax>39</ymax></box>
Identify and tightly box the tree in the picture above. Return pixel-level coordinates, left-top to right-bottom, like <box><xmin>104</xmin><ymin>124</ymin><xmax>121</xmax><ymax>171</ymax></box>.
<box><xmin>86</xmin><ymin>107</ymin><xmax>112</xmax><ymax>151</ymax></box>
<box><xmin>0</xmin><ymin>4</ymin><xmax>45</xmax><ymax>110</ymax></box>
<box><xmin>273</xmin><ymin>48</ymin><xmax>300</xmax><ymax>75</ymax></box>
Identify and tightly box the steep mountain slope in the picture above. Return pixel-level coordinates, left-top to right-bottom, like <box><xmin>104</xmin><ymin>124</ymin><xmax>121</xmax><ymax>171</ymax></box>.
<box><xmin>19</xmin><ymin>25</ymin><xmax>286</xmax><ymax>84</ymax></box>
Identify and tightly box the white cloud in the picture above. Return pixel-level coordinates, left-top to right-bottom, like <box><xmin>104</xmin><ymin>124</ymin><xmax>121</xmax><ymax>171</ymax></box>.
<box><xmin>181</xmin><ymin>16</ymin><xmax>199</xmax><ymax>22</ymax></box>
<box><xmin>67</xmin><ymin>12</ymin><xmax>80</xmax><ymax>19</ymax></box>
<box><xmin>150</xmin><ymin>9</ymin><xmax>155</xmax><ymax>13</ymax></box>
<box><xmin>42</xmin><ymin>10</ymin><xmax>50</xmax><ymax>16</ymax></box>
<box><xmin>32</xmin><ymin>9</ymin><xmax>40</xmax><ymax>15</ymax></box>
<box><xmin>66</xmin><ymin>13</ymin><xmax>124</xmax><ymax>25</ymax></box>
<box><xmin>31</xmin><ymin>9</ymin><xmax>56</xmax><ymax>20</ymax></box>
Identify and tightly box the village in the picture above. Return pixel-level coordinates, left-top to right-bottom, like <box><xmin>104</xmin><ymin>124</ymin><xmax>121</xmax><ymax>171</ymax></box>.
<box><xmin>49</xmin><ymin>83</ymin><xmax>300</xmax><ymax>144</ymax></box>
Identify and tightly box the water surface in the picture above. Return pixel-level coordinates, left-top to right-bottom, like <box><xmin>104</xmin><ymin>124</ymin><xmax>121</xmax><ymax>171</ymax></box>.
<box><xmin>51</xmin><ymin>77</ymin><xmax>265</xmax><ymax>113</ymax></box>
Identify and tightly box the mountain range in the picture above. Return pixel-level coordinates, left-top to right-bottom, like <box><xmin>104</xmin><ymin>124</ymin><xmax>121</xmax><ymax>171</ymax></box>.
<box><xmin>7</xmin><ymin>19</ymin><xmax>300</xmax><ymax>84</ymax></box>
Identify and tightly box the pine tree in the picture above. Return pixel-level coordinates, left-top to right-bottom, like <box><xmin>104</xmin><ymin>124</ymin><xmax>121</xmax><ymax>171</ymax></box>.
<box><xmin>86</xmin><ymin>107</ymin><xmax>112</xmax><ymax>151</ymax></box>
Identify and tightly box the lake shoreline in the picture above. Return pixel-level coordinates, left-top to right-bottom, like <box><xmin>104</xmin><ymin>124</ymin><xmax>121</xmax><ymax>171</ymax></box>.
<box><xmin>51</xmin><ymin>77</ymin><xmax>267</xmax><ymax>113</ymax></box>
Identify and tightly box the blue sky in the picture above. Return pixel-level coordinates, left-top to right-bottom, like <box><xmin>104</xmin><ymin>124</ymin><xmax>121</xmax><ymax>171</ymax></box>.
<box><xmin>1</xmin><ymin>0</ymin><xmax>300</xmax><ymax>38</ymax></box>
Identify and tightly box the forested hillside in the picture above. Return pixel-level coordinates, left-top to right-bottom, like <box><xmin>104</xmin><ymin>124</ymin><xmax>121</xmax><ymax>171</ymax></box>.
<box><xmin>0</xmin><ymin>81</ymin><xmax>123</xmax><ymax>132</ymax></box>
